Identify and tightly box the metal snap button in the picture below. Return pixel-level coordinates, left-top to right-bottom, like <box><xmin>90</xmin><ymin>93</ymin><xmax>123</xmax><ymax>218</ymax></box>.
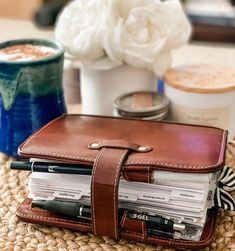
<box><xmin>138</xmin><ymin>146</ymin><xmax>151</xmax><ymax>152</ymax></box>
<box><xmin>88</xmin><ymin>142</ymin><xmax>101</xmax><ymax>149</ymax></box>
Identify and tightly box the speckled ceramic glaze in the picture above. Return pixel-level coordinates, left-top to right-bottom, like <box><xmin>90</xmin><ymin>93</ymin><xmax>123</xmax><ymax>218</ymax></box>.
<box><xmin>0</xmin><ymin>39</ymin><xmax>66</xmax><ymax>156</ymax></box>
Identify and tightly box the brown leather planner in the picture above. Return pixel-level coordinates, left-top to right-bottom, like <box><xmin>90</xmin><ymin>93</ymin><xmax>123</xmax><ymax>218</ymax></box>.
<box><xmin>16</xmin><ymin>114</ymin><xmax>228</xmax><ymax>249</ymax></box>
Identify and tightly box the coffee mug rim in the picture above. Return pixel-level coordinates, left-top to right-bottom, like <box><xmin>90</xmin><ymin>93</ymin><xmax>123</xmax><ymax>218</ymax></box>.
<box><xmin>0</xmin><ymin>38</ymin><xmax>64</xmax><ymax>65</ymax></box>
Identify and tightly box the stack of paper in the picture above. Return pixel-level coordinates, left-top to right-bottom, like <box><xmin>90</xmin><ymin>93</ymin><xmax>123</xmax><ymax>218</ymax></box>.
<box><xmin>28</xmin><ymin>169</ymin><xmax>220</xmax><ymax>241</ymax></box>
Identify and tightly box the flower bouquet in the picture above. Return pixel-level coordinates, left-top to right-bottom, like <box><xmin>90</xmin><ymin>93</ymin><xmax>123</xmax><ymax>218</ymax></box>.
<box><xmin>55</xmin><ymin>0</ymin><xmax>191</xmax><ymax>115</ymax></box>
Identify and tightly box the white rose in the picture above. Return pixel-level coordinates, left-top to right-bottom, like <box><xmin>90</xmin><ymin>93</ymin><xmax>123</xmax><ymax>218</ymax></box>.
<box><xmin>55</xmin><ymin>0</ymin><xmax>191</xmax><ymax>75</ymax></box>
<box><xmin>55</xmin><ymin>0</ymin><xmax>122</xmax><ymax>69</ymax></box>
<box><xmin>104</xmin><ymin>0</ymin><xmax>191</xmax><ymax>76</ymax></box>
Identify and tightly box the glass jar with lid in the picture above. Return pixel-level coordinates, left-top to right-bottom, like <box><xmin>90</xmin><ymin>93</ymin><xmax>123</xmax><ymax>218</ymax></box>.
<box><xmin>113</xmin><ymin>91</ymin><xmax>170</xmax><ymax>121</ymax></box>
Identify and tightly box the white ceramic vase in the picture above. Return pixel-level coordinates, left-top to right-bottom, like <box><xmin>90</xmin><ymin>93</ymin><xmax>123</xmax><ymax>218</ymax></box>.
<box><xmin>80</xmin><ymin>64</ymin><xmax>157</xmax><ymax>116</ymax></box>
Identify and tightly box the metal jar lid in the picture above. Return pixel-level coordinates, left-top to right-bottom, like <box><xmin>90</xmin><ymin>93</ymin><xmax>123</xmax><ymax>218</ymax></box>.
<box><xmin>113</xmin><ymin>91</ymin><xmax>170</xmax><ymax>121</ymax></box>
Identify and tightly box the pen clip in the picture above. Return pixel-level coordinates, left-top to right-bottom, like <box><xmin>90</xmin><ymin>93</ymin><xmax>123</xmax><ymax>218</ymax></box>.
<box><xmin>79</xmin><ymin>205</ymin><xmax>83</xmax><ymax>217</ymax></box>
<box><xmin>31</xmin><ymin>161</ymin><xmax>35</xmax><ymax>172</ymax></box>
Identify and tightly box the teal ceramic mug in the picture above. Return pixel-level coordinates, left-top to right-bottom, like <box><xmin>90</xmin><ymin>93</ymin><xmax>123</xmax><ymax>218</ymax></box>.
<box><xmin>0</xmin><ymin>39</ymin><xmax>67</xmax><ymax>156</ymax></box>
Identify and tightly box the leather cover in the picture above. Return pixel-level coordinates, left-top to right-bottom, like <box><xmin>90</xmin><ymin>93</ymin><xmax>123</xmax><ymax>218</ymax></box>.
<box><xmin>16</xmin><ymin>114</ymin><xmax>228</xmax><ymax>249</ymax></box>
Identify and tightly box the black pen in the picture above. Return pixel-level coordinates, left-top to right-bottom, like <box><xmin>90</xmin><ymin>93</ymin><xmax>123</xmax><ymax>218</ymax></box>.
<box><xmin>126</xmin><ymin>211</ymin><xmax>185</xmax><ymax>232</ymax></box>
<box><xmin>10</xmin><ymin>161</ymin><xmax>92</xmax><ymax>175</ymax></box>
<box><xmin>32</xmin><ymin>200</ymin><xmax>185</xmax><ymax>233</ymax></box>
<box><xmin>32</xmin><ymin>200</ymin><xmax>91</xmax><ymax>219</ymax></box>
<box><xmin>32</xmin><ymin>200</ymin><xmax>124</xmax><ymax>222</ymax></box>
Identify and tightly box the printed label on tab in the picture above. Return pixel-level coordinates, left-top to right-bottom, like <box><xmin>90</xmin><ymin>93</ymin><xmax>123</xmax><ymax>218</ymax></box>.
<box><xmin>171</xmin><ymin>190</ymin><xmax>204</xmax><ymax>201</ymax></box>
<box><xmin>53</xmin><ymin>192</ymin><xmax>82</xmax><ymax>200</ymax></box>
<box><xmin>139</xmin><ymin>193</ymin><xmax>169</xmax><ymax>202</ymax></box>
<box><xmin>30</xmin><ymin>194</ymin><xmax>55</xmax><ymax>201</ymax></box>
<box><xmin>118</xmin><ymin>193</ymin><xmax>138</xmax><ymax>201</ymax></box>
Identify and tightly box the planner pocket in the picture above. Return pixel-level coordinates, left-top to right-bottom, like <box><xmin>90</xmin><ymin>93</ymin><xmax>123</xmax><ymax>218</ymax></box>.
<box><xmin>120</xmin><ymin>211</ymin><xmax>147</xmax><ymax>242</ymax></box>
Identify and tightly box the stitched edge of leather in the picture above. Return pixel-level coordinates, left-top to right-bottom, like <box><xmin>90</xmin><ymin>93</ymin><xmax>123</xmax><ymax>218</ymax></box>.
<box><xmin>113</xmin><ymin>149</ymin><xmax>129</xmax><ymax>239</ymax></box>
<box><xmin>91</xmin><ymin>148</ymin><xmax>104</xmax><ymax>235</ymax></box>
<box><xmin>18</xmin><ymin>115</ymin><xmax>227</xmax><ymax>170</ymax></box>
<box><xmin>16</xmin><ymin>205</ymin><xmax>91</xmax><ymax>226</ymax></box>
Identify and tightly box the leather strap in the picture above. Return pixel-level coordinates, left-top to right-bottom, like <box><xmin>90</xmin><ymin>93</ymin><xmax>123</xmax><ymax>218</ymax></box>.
<box><xmin>88</xmin><ymin>140</ymin><xmax>151</xmax><ymax>152</ymax></box>
<box><xmin>91</xmin><ymin>147</ymin><xmax>129</xmax><ymax>239</ymax></box>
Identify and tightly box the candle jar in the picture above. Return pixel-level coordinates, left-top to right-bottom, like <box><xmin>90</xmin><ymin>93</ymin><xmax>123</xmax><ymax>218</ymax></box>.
<box><xmin>164</xmin><ymin>65</ymin><xmax>235</xmax><ymax>140</ymax></box>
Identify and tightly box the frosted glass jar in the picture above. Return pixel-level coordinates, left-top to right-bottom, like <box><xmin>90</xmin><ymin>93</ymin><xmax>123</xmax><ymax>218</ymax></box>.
<box><xmin>164</xmin><ymin>65</ymin><xmax>235</xmax><ymax>141</ymax></box>
<box><xmin>80</xmin><ymin>64</ymin><xmax>156</xmax><ymax>116</ymax></box>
